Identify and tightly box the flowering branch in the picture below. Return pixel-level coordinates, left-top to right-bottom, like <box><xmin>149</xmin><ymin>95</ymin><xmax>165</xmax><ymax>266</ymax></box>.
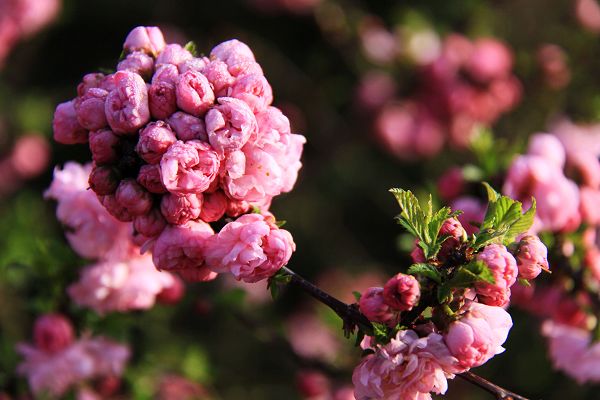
<box><xmin>279</xmin><ymin>266</ymin><xmax>531</xmax><ymax>400</ymax></box>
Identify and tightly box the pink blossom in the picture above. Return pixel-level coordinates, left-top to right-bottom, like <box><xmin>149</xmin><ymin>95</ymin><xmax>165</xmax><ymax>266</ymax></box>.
<box><xmin>580</xmin><ymin>187</ymin><xmax>600</xmax><ymax>225</ymax></box>
<box><xmin>466</xmin><ymin>39</ymin><xmax>513</xmax><ymax>82</ymax></box>
<box><xmin>97</xmin><ymin>194</ymin><xmax>132</xmax><ymax>222</ymax></box>
<box><xmin>576</xmin><ymin>0</ymin><xmax>600</xmax><ymax>33</ymax></box>
<box><xmin>148</xmin><ymin>81</ymin><xmax>177</xmax><ymax>120</ymax></box>
<box><xmin>285</xmin><ymin>311</ymin><xmax>342</xmax><ymax>363</ymax></box>
<box><xmin>175</xmin><ymin>70</ymin><xmax>215</xmax><ymax>116</ymax></box>
<box><xmin>75</xmin><ymin>88</ymin><xmax>109</xmax><ymax>131</ymax></box>
<box><xmin>156</xmin><ymin>374</ymin><xmax>208</xmax><ymax>400</ymax></box>
<box><xmin>475</xmin><ymin>244</ymin><xmax>518</xmax><ymax>307</ymax></box>
<box><xmin>136</xmin><ymin>121</ymin><xmax>177</xmax><ymax>164</ymax></box>
<box><xmin>354</xmin><ymin>70</ymin><xmax>397</xmax><ymax>112</ymax></box>
<box><xmin>117</xmin><ymin>51</ymin><xmax>154</xmax><ymax>80</ymax></box>
<box><xmin>537</xmin><ymin>44</ymin><xmax>571</xmax><ymax>90</ymax></box>
<box><xmin>178</xmin><ymin>56</ymin><xmax>210</xmax><ymax>74</ymax></box>
<box><xmin>123</xmin><ymin>26</ymin><xmax>166</xmax><ymax>57</ymax></box>
<box><xmin>210</xmin><ymin>39</ymin><xmax>256</xmax><ymax>66</ymax></box>
<box><xmin>10</xmin><ymin>134</ymin><xmax>50</xmax><ymax>179</ymax></box>
<box><xmin>152</xmin><ymin>63</ymin><xmax>180</xmax><ymax>85</ymax></box>
<box><xmin>444</xmin><ymin>302</ymin><xmax>513</xmax><ymax>370</ymax></box>
<box><xmin>34</xmin><ymin>314</ymin><xmax>75</xmax><ymax>354</ymax></box>
<box><xmin>358</xmin><ymin>18</ymin><xmax>399</xmax><ymax>65</ymax></box>
<box><xmin>204</xmin><ymin>213</ymin><xmax>295</xmax><ymax>282</ymax></box>
<box><xmin>176</xmin><ymin>266</ymin><xmax>218</xmax><ymax>282</ymax></box>
<box><xmin>17</xmin><ymin>330</ymin><xmax>129</xmax><ymax>397</ymax></box>
<box><xmin>296</xmin><ymin>370</ymin><xmax>330</xmax><ymax>398</ymax></box>
<box><xmin>77</xmin><ymin>73</ymin><xmax>107</xmax><ymax>96</ymax></box>
<box><xmin>156</xmin><ymin>276</ymin><xmax>185</xmax><ymax>305</ymax></box>
<box><xmin>200</xmin><ymin>190</ymin><xmax>228</xmax><ymax>222</ymax></box>
<box><xmin>134</xmin><ymin>208</ymin><xmax>167</xmax><ymax>238</ymax></box>
<box><xmin>542</xmin><ymin>320</ymin><xmax>600</xmax><ymax>383</ymax></box>
<box><xmin>202</xmin><ymin>59</ymin><xmax>235</xmax><ymax>97</ymax></box>
<box><xmin>437</xmin><ymin>167</ymin><xmax>464</xmax><ymax>202</ymax></box>
<box><xmin>45</xmin><ymin>163</ymin><xmax>134</xmax><ymax>260</ymax></box>
<box><xmin>160</xmin><ymin>193</ymin><xmax>202</xmax><ymax>225</ymax></box>
<box><xmin>53</xmin><ymin>100</ymin><xmax>89</xmax><ymax>144</ymax></box>
<box><xmin>229</xmin><ymin>73</ymin><xmax>273</xmax><ymax>113</ymax></box>
<box><xmin>105</xmin><ymin>71</ymin><xmax>150</xmax><ymax>135</ymax></box>
<box><xmin>527</xmin><ymin>133</ymin><xmax>566</xmax><ymax>169</ymax></box>
<box><xmin>137</xmin><ymin>164</ymin><xmax>167</xmax><ymax>194</ymax></box>
<box><xmin>206</xmin><ymin>97</ymin><xmax>257</xmax><ymax>155</ymax></box>
<box><xmin>160</xmin><ymin>140</ymin><xmax>220</xmax><ymax>195</ymax></box>
<box><xmin>89</xmin><ymin>129</ymin><xmax>119</xmax><ymax>165</ymax></box>
<box><xmin>167</xmin><ymin>111</ymin><xmax>207</xmax><ymax>141</ymax></box>
<box><xmin>68</xmin><ymin>255</ymin><xmax>178</xmax><ymax>314</ymax></box>
<box><xmin>585</xmin><ymin>247</ymin><xmax>600</xmax><ymax>283</ymax></box>
<box><xmin>437</xmin><ymin>218</ymin><xmax>467</xmax><ymax>260</ymax></box>
<box><xmin>353</xmin><ymin>330</ymin><xmax>458</xmax><ymax>400</ymax></box>
<box><xmin>152</xmin><ymin>220</ymin><xmax>215</xmax><ymax>271</ymax></box>
<box><xmin>156</xmin><ymin>44</ymin><xmax>193</xmax><ymax>67</ymax></box>
<box><xmin>383</xmin><ymin>273</ymin><xmax>420</xmax><ymax>311</ymax></box>
<box><xmin>451</xmin><ymin>196</ymin><xmax>486</xmax><ymax>235</ymax></box>
<box><xmin>115</xmin><ymin>179</ymin><xmax>153</xmax><ymax>216</ymax></box>
<box><xmin>514</xmin><ymin>235</ymin><xmax>549</xmax><ymax>280</ymax></box>
<box><xmin>359</xmin><ymin>287</ymin><xmax>397</xmax><ymax>325</ymax></box>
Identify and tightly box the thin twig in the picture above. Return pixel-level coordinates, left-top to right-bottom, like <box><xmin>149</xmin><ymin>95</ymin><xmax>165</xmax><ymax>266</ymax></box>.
<box><xmin>281</xmin><ymin>266</ymin><xmax>531</xmax><ymax>400</ymax></box>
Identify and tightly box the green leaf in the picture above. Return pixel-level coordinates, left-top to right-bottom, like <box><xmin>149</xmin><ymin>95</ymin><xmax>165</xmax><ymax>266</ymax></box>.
<box><xmin>482</xmin><ymin>182</ymin><xmax>499</xmax><ymax>203</ymax></box>
<box><xmin>447</xmin><ymin>262</ymin><xmax>495</xmax><ymax>288</ymax></box>
<box><xmin>505</xmin><ymin>198</ymin><xmax>536</xmax><ymax>243</ymax></box>
<box><xmin>372</xmin><ymin>322</ymin><xmax>392</xmax><ymax>344</ymax></box>
<box><xmin>518</xmin><ymin>278</ymin><xmax>531</xmax><ymax>287</ymax></box>
<box><xmin>267</xmin><ymin>269</ymin><xmax>291</xmax><ymax>299</ymax></box>
<box><xmin>407</xmin><ymin>263</ymin><xmax>442</xmax><ymax>284</ymax></box>
<box><xmin>184</xmin><ymin>41</ymin><xmax>198</xmax><ymax>56</ymax></box>
<box><xmin>437</xmin><ymin>285</ymin><xmax>452</xmax><ymax>303</ymax></box>
<box><xmin>390</xmin><ymin>188</ymin><xmax>425</xmax><ymax>240</ymax></box>
<box><xmin>352</xmin><ymin>291</ymin><xmax>362</xmax><ymax>302</ymax></box>
<box><xmin>465</xmin><ymin>260</ymin><xmax>495</xmax><ymax>284</ymax></box>
<box><xmin>275</xmin><ymin>220</ymin><xmax>287</xmax><ymax>228</ymax></box>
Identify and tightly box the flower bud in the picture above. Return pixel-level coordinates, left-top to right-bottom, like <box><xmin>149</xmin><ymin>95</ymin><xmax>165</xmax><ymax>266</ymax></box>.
<box><xmin>105</xmin><ymin>71</ymin><xmax>150</xmax><ymax>135</ymax></box>
<box><xmin>152</xmin><ymin>220</ymin><xmax>214</xmax><ymax>270</ymax></box>
<box><xmin>358</xmin><ymin>287</ymin><xmax>396</xmax><ymax>325</ymax></box>
<box><xmin>115</xmin><ymin>179</ymin><xmax>153</xmax><ymax>216</ymax></box>
<box><xmin>89</xmin><ymin>129</ymin><xmax>119</xmax><ymax>164</ymax></box>
<box><xmin>137</xmin><ymin>164</ymin><xmax>167</xmax><ymax>194</ymax></box>
<box><xmin>53</xmin><ymin>100</ymin><xmax>88</xmax><ymax>144</ymax></box>
<box><xmin>206</xmin><ymin>97</ymin><xmax>257</xmax><ymax>155</ymax></box>
<box><xmin>117</xmin><ymin>51</ymin><xmax>154</xmax><ymax>80</ymax></box>
<box><xmin>77</xmin><ymin>72</ymin><xmax>106</xmax><ymax>96</ymax></box>
<box><xmin>383</xmin><ymin>273</ymin><xmax>420</xmax><ymax>311</ymax></box>
<box><xmin>136</xmin><ymin>121</ymin><xmax>177</xmax><ymax>164</ymax></box>
<box><xmin>75</xmin><ymin>88</ymin><xmax>108</xmax><ymax>131</ymax></box>
<box><xmin>160</xmin><ymin>140</ymin><xmax>220</xmax><ymax>195</ymax></box>
<box><xmin>160</xmin><ymin>193</ymin><xmax>202</xmax><ymax>225</ymax></box>
<box><xmin>513</xmin><ymin>235</ymin><xmax>549</xmax><ymax>280</ymax></box>
<box><xmin>200</xmin><ymin>191</ymin><xmax>228</xmax><ymax>222</ymax></box>
<box><xmin>89</xmin><ymin>165</ymin><xmax>120</xmax><ymax>195</ymax></box>
<box><xmin>475</xmin><ymin>244</ymin><xmax>518</xmax><ymax>307</ymax></box>
<box><xmin>229</xmin><ymin>73</ymin><xmax>273</xmax><ymax>113</ymax></box>
<box><xmin>201</xmin><ymin>59</ymin><xmax>235</xmax><ymax>97</ymax></box>
<box><xmin>167</xmin><ymin>111</ymin><xmax>207</xmax><ymax>141</ymax></box>
<box><xmin>134</xmin><ymin>208</ymin><xmax>167</xmax><ymax>238</ymax></box>
<box><xmin>210</xmin><ymin>39</ymin><xmax>256</xmax><ymax>66</ymax></box>
<box><xmin>123</xmin><ymin>26</ymin><xmax>166</xmax><ymax>57</ymax></box>
<box><xmin>99</xmin><ymin>194</ymin><xmax>133</xmax><ymax>222</ymax></box>
<box><xmin>175</xmin><ymin>70</ymin><xmax>215</xmax><ymax>116</ymax></box>
<box><xmin>33</xmin><ymin>313</ymin><xmax>75</xmax><ymax>353</ymax></box>
<box><xmin>226</xmin><ymin>198</ymin><xmax>250</xmax><ymax>217</ymax></box>
<box><xmin>148</xmin><ymin>81</ymin><xmax>177</xmax><ymax>120</ymax></box>
<box><xmin>156</xmin><ymin>44</ymin><xmax>193</xmax><ymax>67</ymax></box>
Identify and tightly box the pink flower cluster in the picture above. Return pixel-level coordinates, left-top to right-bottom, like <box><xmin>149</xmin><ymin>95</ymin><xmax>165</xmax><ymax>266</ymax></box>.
<box><xmin>372</xmin><ymin>34</ymin><xmax>521</xmax><ymax>160</ymax></box>
<box><xmin>17</xmin><ymin>314</ymin><xmax>130</xmax><ymax>397</ymax></box>
<box><xmin>52</xmin><ymin>26</ymin><xmax>303</xmax><ymax>283</ymax></box>
<box><xmin>45</xmin><ymin>162</ymin><xmax>183</xmax><ymax>313</ymax></box>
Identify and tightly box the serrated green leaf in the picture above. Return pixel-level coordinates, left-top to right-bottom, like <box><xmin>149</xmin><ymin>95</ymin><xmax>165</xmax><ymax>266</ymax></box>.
<box><xmin>482</xmin><ymin>182</ymin><xmax>500</xmax><ymax>203</ymax></box>
<box><xmin>448</xmin><ymin>262</ymin><xmax>495</xmax><ymax>287</ymax></box>
<box><xmin>504</xmin><ymin>198</ymin><xmax>536</xmax><ymax>243</ymax></box>
<box><xmin>390</xmin><ymin>188</ymin><xmax>425</xmax><ymax>240</ymax></box>
<box><xmin>437</xmin><ymin>285</ymin><xmax>452</xmax><ymax>303</ymax></box>
<box><xmin>184</xmin><ymin>41</ymin><xmax>198</xmax><ymax>56</ymax></box>
<box><xmin>407</xmin><ymin>263</ymin><xmax>442</xmax><ymax>284</ymax></box>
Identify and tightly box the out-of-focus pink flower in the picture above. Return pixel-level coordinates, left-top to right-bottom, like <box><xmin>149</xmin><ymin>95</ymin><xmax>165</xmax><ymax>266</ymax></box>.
<box><xmin>466</xmin><ymin>39</ymin><xmax>513</xmax><ymax>83</ymax></box>
<box><xmin>115</xmin><ymin>179</ymin><xmax>153</xmax><ymax>216</ymax></box>
<box><xmin>580</xmin><ymin>187</ymin><xmax>600</xmax><ymax>225</ymax></box>
<box><xmin>444</xmin><ymin>302</ymin><xmax>513</xmax><ymax>370</ymax></box>
<box><xmin>17</xmin><ymin>320</ymin><xmax>130</xmax><ymax>398</ymax></box>
<box><xmin>205</xmin><ymin>213</ymin><xmax>295</xmax><ymax>282</ymax></box>
<box><xmin>152</xmin><ymin>220</ymin><xmax>215</xmax><ymax>271</ymax></box>
<box><xmin>358</xmin><ymin>287</ymin><xmax>397</xmax><ymax>325</ymax></box>
<box><xmin>105</xmin><ymin>71</ymin><xmax>150</xmax><ymax>135</ymax></box>
<box><xmin>160</xmin><ymin>140</ymin><xmax>220</xmax><ymax>195</ymax></box>
<box><xmin>352</xmin><ymin>330</ymin><xmax>457</xmax><ymax>400</ymax></box>
<box><xmin>10</xmin><ymin>134</ymin><xmax>50</xmax><ymax>179</ymax></box>
<box><xmin>156</xmin><ymin>374</ymin><xmax>208</xmax><ymax>400</ymax></box>
<box><xmin>527</xmin><ymin>133</ymin><xmax>566</xmax><ymax>169</ymax></box>
<box><xmin>53</xmin><ymin>100</ymin><xmax>89</xmax><ymax>144</ymax></box>
<box><xmin>156</xmin><ymin>275</ymin><xmax>185</xmax><ymax>305</ymax></box>
<box><xmin>451</xmin><ymin>196</ymin><xmax>485</xmax><ymax>235</ymax></box>
<box><xmin>542</xmin><ymin>320</ymin><xmax>600</xmax><ymax>383</ymax></box>
<box><xmin>514</xmin><ymin>235</ymin><xmax>549</xmax><ymax>280</ymax></box>
<box><xmin>537</xmin><ymin>44</ymin><xmax>571</xmax><ymax>89</ymax></box>
<box><xmin>585</xmin><ymin>247</ymin><xmax>600</xmax><ymax>283</ymax></box>
<box><xmin>358</xmin><ymin>18</ymin><xmax>399</xmax><ymax>65</ymax></box>
<box><xmin>167</xmin><ymin>111</ymin><xmax>207</xmax><ymax>141</ymax></box>
<box><xmin>45</xmin><ymin>162</ymin><xmax>135</xmax><ymax>260</ymax></box>
<box><xmin>123</xmin><ymin>26</ymin><xmax>166</xmax><ymax>57</ymax></box>
<box><xmin>175</xmin><ymin>70</ymin><xmax>215</xmax><ymax>116</ymax></box>
<box><xmin>68</xmin><ymin>255</ymin><xmax>178</xmax><ymax>314</ymax></box>
<box><xmin>34</xmin><ymin>314</ymin><xmax>75</xmax><ymax>354</ymax></box>
<box><xmin>576</xmin><ymin>0</ymin><xmax>600</xmax><ymax>33</ymax></box>
<box><xmin>354</xmin><ymin>71</ymin><xmax>397</xmax><ymax>112</ymax></box>
<box><xmin>296</xmin><ymin>370</ymin><xmax>330</xmax><ymax>398</ymax></box>
<box><xmin>206</xmin><ymin>97</ymin><xmax>257</xmax><ymax>155</ymax></box>
<box><xmin>383</xmin><ymin>273</ymin><xmax>420</xmax><ymax>311</ymax></box>
<box><xmin>136</xmin><ymin>121</ymin><xmax>177</xmax><ymax>164</ymax></box>
<box><xmin>437</xmin><ymin>167</ymin><xmax>464</xmax><ymax>202</ymax></box>
<box><xmin>475</xmin><ymin>244</ymin><xmax>518</xmax><ymax>307</ymax></box>
<box><xmin>286</xmin><ymin>311</ymin><xmax>342</xmax><ymax>363</ymax></box>
<box><xmin>160</xmin><ymin>193</ymin><xmax>202</xmax><ymax>225</ymax></box>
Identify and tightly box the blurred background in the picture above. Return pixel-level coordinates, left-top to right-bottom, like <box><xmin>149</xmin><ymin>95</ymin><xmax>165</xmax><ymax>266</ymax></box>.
<box><xmin>1</xmin><ymin>0</ymin><xmax>600</xmax><ymax>398</ymax></box>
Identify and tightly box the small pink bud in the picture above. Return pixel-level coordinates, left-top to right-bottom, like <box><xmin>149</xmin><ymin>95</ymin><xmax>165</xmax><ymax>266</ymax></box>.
<box><xmin>514</xmin><ymin>235</ymin><xmax>549</xmax><ymax>280</ymax></box>
<box><xmin>99</xmin><ymin>194</ymin><xmax>134</xmax><ymax>222</ymax></box>
<box><xmin>210</xmin><ymin>39</ymin><xmax>256</xmax><ymax>66</ymax></box>
<box><xmin>175</xmin><ymin>70</ymin><xmax>215</xmax><ymax>116</ymax></box>
<box><xmin>206</xmin><ymin>97</ymin><xmax>257</xmax><ymax>155</ymax></box>
<box><xmin>148</xmin><ymin>81</ymin><xmax>177</xmax><ymax>120</ymax></box>
<box><xmin>152</xmin><ymin>220</ymin><xmax>214</xmax><ymax>270</ymax></box>
<box><xmin>358</xmin><ymin>287</ymin><xmax>396</xmax><ymax>325</ymax></box>
<box><xmin>53</xmin><ymin>100</ymin><xmax>88</xmax><ymax>144</ymax></box>
<box><xmin>105</xmin><ymin>71</ymin><xmax>150</xmax><ymax>135</ymax></box>
<box><xmin>117</xmin><ymin>51</ymin><xmax>154</xmax><ymax>80</ymax></box>
<box><xmin>136</xmin><ymin>121</ymin><xmax>177</xmax><ymax>164</ymax></box>
<box><xmin>226</xmin><ymin>198</ymin><xmax>250</xmax><ymax>217</ymax></box>
<box><xmin>152</xmin><ymin>63</ymin><xmax>179</xmax><ymax>85</ymax></box>
<box><xmin>75</xmin><ymin>88</ymin><xmax>109</xmax><ymax>131</ymax></box>
<box><xmin>166</xmin><ymin>111</ymin><xmax>207</xmax><ymax>141</ymax></box>
<box><xmin>123</xmin><ymin>26</ymin><xmax>166</xmax><ymax>57</ymax></box>
<box><xmin>33</xmin><ymin>313</ymin><xmax>75</xmax><ymax>353</ymax></box>
<box><xmin>200</xmin><ymin>191</ymin><xmax>228</xmax><ymax>222</ymax></box>
<box><xmin>229</xmin><ymin>73</ymin><xmax>273</xmax><ymax>113</ymax></box>
<box><xmin>77</xmin><ymin>73</ymin><xmax>106</xmax><ymax>96</ymax></box>
<box><xmin>160</xmin><ymin>140</ymin><xmax>220</xmax><ymax>195</ymax></box>
<box><xmin>134</xmin><ymin>208</ymin><xmax>167</xmax><ymax>238</ymax></box>
<box><xmin>115</xmin><ymin>179</ymin><xmax>153</xmax><ymax>216</ymax></box>
<box><xmin>137</xmin><ymin>164</ymin><xmax>167</xmax><ymax>194</ymax></box>
<box><xmin>89</xmin><ymin>165</ymin><xmax>120</xmax><ymax>195</ymax></box>
<box><xmin>201</xmin><ymin>59</ymin><xmax>235</xmax><ymax>97</ymax></box>
<box><xmin>156</xmin><ymin>44</ymin><xmax>193</xmax><ymax>67</ymax></box>
<box><xmin>160</xmin><ymin>193</ymin><xmax>203</xmax><ymax>225</ymax></box>
<box><xmin>475</xmin><ymin>244</ymin><xmax>518</xmax><ymax>307</ymax></box>
<box><xmin>383</xmin><ymin>273</ymin><xmax>420</xmax><ymax>311</ymax></box>
<box><xmin>89</xmin><ymin>129</ymin><xmax>119</xmax><ymax>164</ymax></box>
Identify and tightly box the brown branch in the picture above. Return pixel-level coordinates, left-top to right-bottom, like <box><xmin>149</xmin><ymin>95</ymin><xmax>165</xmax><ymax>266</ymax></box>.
<box><xmin>280</xmin><ymin>266</ymin><xmax>531</xmax><ymax>400</ymax></box>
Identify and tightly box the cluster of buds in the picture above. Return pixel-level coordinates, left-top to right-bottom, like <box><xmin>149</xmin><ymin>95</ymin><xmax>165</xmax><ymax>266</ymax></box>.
<box><xmin>352</xmin><ymin>188</ymin><xmax>548</xmax><ymax>399</ymax></box>
<box><xmin>52</xmin><ymin>26</ymin><xmax>304</xmax><ymax>284</ymax></box>
<box><xmin>16</xmin><ymin>314</ymin><xmax>130</xmax><ymax>398</ymax></box>
<box><xmin>369</xmin><ymin>34</ymin><xmax>521</xmax><ymax>160</ymax></box>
